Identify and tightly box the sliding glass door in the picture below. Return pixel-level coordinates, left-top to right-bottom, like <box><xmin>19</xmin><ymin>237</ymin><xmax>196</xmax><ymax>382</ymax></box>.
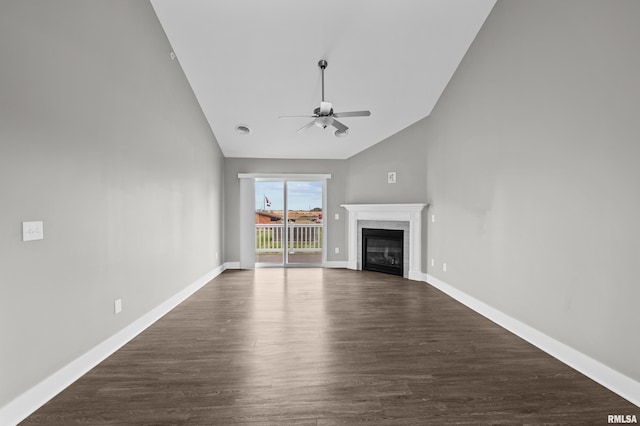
<box><xmin>254</xmin><ymin>179</ymin><xmax>323</xmax><ymax>267</ymax></box>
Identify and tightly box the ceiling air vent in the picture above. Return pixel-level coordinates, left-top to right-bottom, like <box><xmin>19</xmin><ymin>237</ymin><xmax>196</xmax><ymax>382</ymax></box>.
<box><xmin>235</xmin><ymin>124</ymin><xmax>251</xmax><ymax>135</ymax></box>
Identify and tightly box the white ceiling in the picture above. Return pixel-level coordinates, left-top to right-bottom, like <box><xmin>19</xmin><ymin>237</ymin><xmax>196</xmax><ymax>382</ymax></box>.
<box><xmin>150</xmin><ymin>0</ymin><xmax>496</xmax><ymax>160</ymax></box>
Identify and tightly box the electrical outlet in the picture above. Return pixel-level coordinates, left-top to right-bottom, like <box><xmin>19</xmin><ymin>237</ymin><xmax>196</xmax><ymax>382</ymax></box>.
<box><xmin>431</xmin><ymin>214</ymin><xmax>436</xmax><ymax>223</ymax></box>
<box><xmin>387</xmin><ymin>172</ymin><xmax>397</xmax><ymax>184</ymax></box>
<box><xmin>334</xmin><ymin>213</ymin><xmax>339</xmax><ymax>220</ymax></box>
<box><xmin>114</xmin><ymin>299</ymin><xmax>122</xmax><ymax>314</ymax></box>
<box><xmin>431</xmin><ymin>258</ymin><xmax>435</xmax><ymax>267</ymax></box>
<box><xmin>335</xmin><ymin>247</ymin><xmax>340</xmax><ymax>254</ymax></box>
<box><xmin>442</xmin><ymin>263</ymin><xmax>447</xmax><ymax>272</ymax></box>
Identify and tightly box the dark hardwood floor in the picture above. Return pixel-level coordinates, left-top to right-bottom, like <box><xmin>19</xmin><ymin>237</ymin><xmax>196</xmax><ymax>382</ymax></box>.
<box><xmin>23</xmin><ymin>268</ymin><xmax>638</xmax><ymax>425</ymax></box>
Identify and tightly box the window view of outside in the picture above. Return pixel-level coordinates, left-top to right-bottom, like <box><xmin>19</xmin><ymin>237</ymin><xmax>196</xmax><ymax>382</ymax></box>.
<box><xmin>255</xmin><ymin>181</ymin><xmax>323</xmax><ymax>264</ymax></box>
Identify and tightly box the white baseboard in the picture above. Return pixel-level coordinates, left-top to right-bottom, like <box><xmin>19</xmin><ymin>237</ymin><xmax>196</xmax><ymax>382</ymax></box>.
<box><xmin>0</xmin><ymin>264</ymin><xmax>227</xmax><ymax>426</ymax></box>
<box><xmin>423</xmin><ymin>273</ymin><xmax>640</xmax><ymax>407</ymax></box>
<box><xmin>324</xmin><ymin>261</ymin><xmax>348</xmax><ymax>268</ymax></box>
<box><xmin>408</xmin><ymin>270</ymin><xmax>423</xmax><ymax>281</ymax></box>
<box><xmin>224</xmin><ymin>261</ymin><xmax>241</xmax><ymax>269</ymax></box>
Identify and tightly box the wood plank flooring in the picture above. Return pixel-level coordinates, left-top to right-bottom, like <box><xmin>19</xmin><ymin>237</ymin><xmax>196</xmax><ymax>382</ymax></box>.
<box><xmin>23</xmin><ymin>268</ymin><xmax>638</xmax><ymax>425</ymax></box>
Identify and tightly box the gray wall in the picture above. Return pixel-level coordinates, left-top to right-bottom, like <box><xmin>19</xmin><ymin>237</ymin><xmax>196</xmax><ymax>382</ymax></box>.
<box><xmin>0</xmin><ymin>1</ymin><xmax>224</xmax><ymax>408</ymax></box>
<box><xmin>224</xmin><ymin>158</ymin><xmax>348</xmax><ymax>263</ymax></box>
<box><xmin>427</xmin><ymin>0</ymin><xmax>640</xmax><ymax>382</ymax></box>
<box><xmin>347</xmin><ymin>0</ymin><xmax>640</xmax><ymax>382</ymax></box>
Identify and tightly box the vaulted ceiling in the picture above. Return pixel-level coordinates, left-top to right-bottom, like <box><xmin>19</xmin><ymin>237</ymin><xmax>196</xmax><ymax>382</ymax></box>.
<box><xmin>150</xmin><ymin>0</ymin><xmax>496</xmax><ymax>159</ymax></box>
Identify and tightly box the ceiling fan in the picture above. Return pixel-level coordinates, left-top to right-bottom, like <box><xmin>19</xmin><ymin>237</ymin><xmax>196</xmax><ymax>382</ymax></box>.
<box><xmin>279</xmin><ymin>60</ymin><xmax>371</xmax><ymax>137</ymax></box>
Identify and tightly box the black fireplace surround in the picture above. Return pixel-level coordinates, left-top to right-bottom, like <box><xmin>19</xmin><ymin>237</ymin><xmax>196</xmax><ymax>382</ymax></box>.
<box><xmin>362</xmin><ymin>228</ymin><xmax>404</xmax><ymax>276</ymax></box>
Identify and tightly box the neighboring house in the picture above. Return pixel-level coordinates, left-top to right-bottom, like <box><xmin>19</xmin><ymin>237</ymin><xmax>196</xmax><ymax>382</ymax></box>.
<box><xmin>255</xmin><ymin>211</ymin><xmax>282</xmax><ymax>224</ymax></box>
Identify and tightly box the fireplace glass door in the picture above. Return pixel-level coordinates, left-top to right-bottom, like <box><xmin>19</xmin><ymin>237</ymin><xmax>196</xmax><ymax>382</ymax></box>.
<box><xmin>362</xmin><ymin>228</ymin><xmax>403</xmax><ymax>276</ymax></box>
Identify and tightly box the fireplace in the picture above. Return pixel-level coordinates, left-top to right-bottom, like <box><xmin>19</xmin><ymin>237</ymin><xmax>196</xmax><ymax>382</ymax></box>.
<box><xmin>362</xmin><ymin>228</ymin><xmax>404</xmax><ymax>276</ymax></box>
<box><xmin>341</xmin><ymin>203</ymin><xmax>427</xmax><ymax>281</ymax></box>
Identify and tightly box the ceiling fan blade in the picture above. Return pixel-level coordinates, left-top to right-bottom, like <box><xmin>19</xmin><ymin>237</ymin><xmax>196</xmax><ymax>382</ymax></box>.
<box><xmin>279</xmin><ymin>115</ymin><xmax>316</xmax><ymax>119</ymax></box>
<box><xmin>296</xmin><ymin>121</ymin><xmax>316</xmax><ymax>133</ymax></box>
<box><xmin>332</xmin><ymin>119</ymin><xmax>349</xmax><ymax>133</ymax></box>
<box><xmin>333</xmin><ymin>110</ymin><xmax>371</xmax><ymax>118</ymax></box>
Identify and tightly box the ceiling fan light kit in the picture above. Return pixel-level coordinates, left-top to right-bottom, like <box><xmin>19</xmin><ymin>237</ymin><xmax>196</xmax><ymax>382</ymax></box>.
<box><xmin>279</xmin><ymin>59</ymin><xmax>371</xmax><ymax>137</ymax></box>
<box><xmin>315</xmin><ymin>116</ymin><xmax>334</xmax><ymax>129</ymax></box>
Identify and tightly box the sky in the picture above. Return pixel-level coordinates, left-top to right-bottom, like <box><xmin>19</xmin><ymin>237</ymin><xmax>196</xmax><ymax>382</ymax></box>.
<box><xmin>255</xmin><ymin>181</ymin><xmax>323</xmax><ymax>211</ymax></box>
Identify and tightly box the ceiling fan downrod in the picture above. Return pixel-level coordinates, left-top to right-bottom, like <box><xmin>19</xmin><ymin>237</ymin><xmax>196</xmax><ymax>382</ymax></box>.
<box><xmin>318</xmin><ymin>60</ymin><xmax>327</xmax><ymax>102</ymax></box>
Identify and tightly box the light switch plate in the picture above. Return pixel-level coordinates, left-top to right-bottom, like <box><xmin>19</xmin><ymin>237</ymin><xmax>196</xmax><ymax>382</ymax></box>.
<box><xmin>387</xmin><ymin>172</ymin><xmax>397</xmax><ymax>184</ymax></box>
<box><xmin>23</xmin><ymin>221</ymin><xmax>44</xmax><ymax>241</ymax></box>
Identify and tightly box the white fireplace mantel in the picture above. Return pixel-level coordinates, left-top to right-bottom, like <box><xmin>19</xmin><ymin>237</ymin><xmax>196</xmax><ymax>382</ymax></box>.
<box><xmin>341</xmin><ymin>203</ymin><xmax>427</xmax><ymax>281</ymax></box>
